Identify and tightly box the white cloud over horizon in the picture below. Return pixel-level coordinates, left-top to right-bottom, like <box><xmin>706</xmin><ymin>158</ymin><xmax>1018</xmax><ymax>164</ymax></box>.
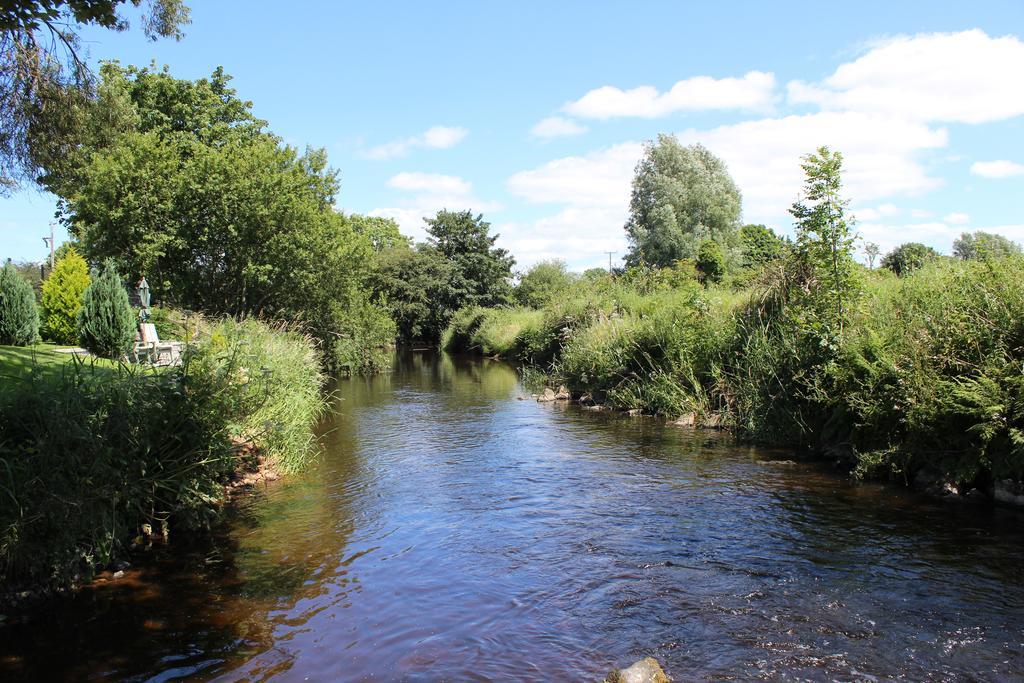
<box><xmin>362</xmin><ymin>125</ymin><xmax>468</xmax><ymax>160</ymax></box>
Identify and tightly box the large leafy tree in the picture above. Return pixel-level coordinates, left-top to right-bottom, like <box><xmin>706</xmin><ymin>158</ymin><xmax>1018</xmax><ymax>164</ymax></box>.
<box><xmin>426</xmin><ymin>209</ymin><xmax>515</xmax><ymax>315</ymax></box>
<box><xmin>625</xmin><ymin>135</ymin><xmax>742</xmax><ymax>268</ymax></box>
<box><xmin>953</xmin><ymin>231</ymin><xmax>1022</xmax><ymax>261</ymax></box>
<box><xmin>50</xmin><ymin>63</ymin><xmax>386</xmax><ymax>369</ymax></box>
<box><xmin>880</xmin><ymin>242</ymin><xmax>940</xmax><ymax>276</ymax></box>
<box><xmin>1</xmin><ymin>1</ymin><xmax>190</xmax><ymax>193</ymax></box>
<box><xmin>370</xmin><ymin>244</ymin><xmax>453</xmax><ymax>342</ymax></box>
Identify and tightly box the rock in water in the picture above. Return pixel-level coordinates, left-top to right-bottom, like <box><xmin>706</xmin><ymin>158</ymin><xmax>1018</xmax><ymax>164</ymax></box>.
<box><xmin>537</xmin><ymin>387</ymin><xmax>557</xmax><ymax>402</ymax></box>
<box><xmin>554</xmin><ymin>385</ymin><xmax>571</xmax><ymax>400</ymax></box>
<box><xmin>604</xmin><ymin>657</ymin><xmax>670</xmax><ymax>683</ymax></box>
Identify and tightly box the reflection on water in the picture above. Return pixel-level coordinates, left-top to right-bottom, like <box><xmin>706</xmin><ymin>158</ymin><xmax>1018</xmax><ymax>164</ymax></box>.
<box><xmin>3</xmin><ymin>351</ymin><xmax>1024</xmax><ymax>681</ymax></box>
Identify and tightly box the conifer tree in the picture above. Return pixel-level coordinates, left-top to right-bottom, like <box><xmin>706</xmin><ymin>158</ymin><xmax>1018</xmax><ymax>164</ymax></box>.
<box><xmin>41</xmin><ymin>248</ymin><xmax>90</xmax><ymax>343</ymax></box>
<box><xmin>77</xmin><ymin>259</ymin><xmax>135</xmax><ymax>358</ymax></box>
<box><xmin>0</xmin><ymin>261</ymin><xmax>39</xmax><ymax>345</ymax></box>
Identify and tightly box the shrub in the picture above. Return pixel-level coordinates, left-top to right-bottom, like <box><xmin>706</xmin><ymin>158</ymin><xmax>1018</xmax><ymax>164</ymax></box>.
<box><xmin>77</xmin><ymin>259</ymin><xmax>136</xmax><ymax>359</ymax></box>
<box><xmin>696</xmin><ymin>239</ymin><xmax>726</xmax><ymax>284</ymax></box>
<box><xmin>0</xmin><ymin>261</ymin><xmax>39</xmax><ymax>346</ymax></box>
<box><xmin>41</xmin><ymin>249</ymin><xmax>90</xmax><ymax>344</ymax></box>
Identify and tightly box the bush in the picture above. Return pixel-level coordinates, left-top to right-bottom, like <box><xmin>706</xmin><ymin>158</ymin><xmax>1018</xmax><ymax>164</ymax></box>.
<box><xmin>77</xmin><ymin>260</ymin><xmax>136</xmax><ymax>359</ymax></box>
<box><xmin>0</xmin><ymin>262</ymin><xmax>39</xmax><ymax>346</ymax></box>
<box><xmin>41</xmin><ymin>249</ymin><xmax>90</xmax><ymax>344</ymax></box>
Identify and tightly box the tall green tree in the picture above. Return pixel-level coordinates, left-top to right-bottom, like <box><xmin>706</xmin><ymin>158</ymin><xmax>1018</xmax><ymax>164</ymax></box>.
<box><xmin>77</xmin><ymin>259</ymin><xmax>135</xmax><ymax>358</ymax></box>
<box><xmin>880</xmin><ymin>242</ymin><xmax>940</xmax><ymax>276</ymax></box>
<box><xmin>426</xmin><ymin>209</ymin><xmax>515</xmax><ymax>315</ymax></box>
<box><xmin>625</xmin><ymin>135</ymin><xmax>742</xmax><ymax>268</ymax></box>
<box><xmin>0</xmin><ymin>261</ymin><xmax>39</xmax><ymax>345</ymax></box>
<box><xmin>953</xmin><ymin>231</ymin><xmax>1022</xmax><ymax>261</ymax></box>
<box><xmin>41</xmin><ymin>247</ymin><xmax>90</xmax><ymax>343</ymax></box>
<box><xmin>789</xmin><ymin>146</ymin><xmax>857</xmax><ymax>335</ymax></box>
<box><xmin>1</xmin><ymin>1</ymin><xmax>190</xmax><ymax>193</ymax></box>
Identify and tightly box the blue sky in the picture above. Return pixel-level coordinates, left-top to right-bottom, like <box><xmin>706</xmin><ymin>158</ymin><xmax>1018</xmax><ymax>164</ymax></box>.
<box><xmin>3</xmin><ymin>1</ymin><xmax>1024</xmax><ymax>270</ymax></box>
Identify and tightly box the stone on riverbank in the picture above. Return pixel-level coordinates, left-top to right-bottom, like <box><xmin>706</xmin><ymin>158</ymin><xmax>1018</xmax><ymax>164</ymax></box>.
<box><xmin>555</xmin><ymin>385</ymin><xmax>571</xmax><ymax>400</ymax></box>
<box><xmin>604</xmin><ymin>657</ymin><xmax>670</xmax><ymax>683</ymax></box>
<box><xmin>537</xmin><ymin>388</ymin><xmax>556</xmax><ymax>402</ymax></box>
<box><xmin>673</xmin><ymin>413</ymin><xmax>695</xmax><ymax>427</ymax></box>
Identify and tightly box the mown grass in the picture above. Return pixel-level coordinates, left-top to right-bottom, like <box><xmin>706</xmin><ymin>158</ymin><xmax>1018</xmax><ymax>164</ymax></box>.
<box><xmin>444</xmin><ymin>257</ymin><xmax>1024</xmax><ymax>493</ymax></box>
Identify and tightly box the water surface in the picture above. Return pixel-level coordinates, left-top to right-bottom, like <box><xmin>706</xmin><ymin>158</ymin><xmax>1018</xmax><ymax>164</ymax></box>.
<box><xmin>3</xmin><ymin>352</ymin><xmax>1024</xmax><ymax>681</ymax></box>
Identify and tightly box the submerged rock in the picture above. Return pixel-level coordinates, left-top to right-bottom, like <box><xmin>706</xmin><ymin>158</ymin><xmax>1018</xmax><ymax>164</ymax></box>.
<box><xmin>537</xmin><ymin>388</ymin><xmax>556</xmax><ymax>402</ymax></box>
<box><xmin>701</xmin><ymin>413</ymin><xmax>722</xmax><ymax>429</ymax></box>
<box><xmin>604</xmin><ymin>657</ymin><xmax>670</xmax><ymax>683</ymax></box>
<box><xmin>673</xmin><ymin>413</ymin><xmax>695</xmax><ymax>427</ymax></box>
<box><xmin>554</xmin><ymin>385</ymin><xmax>571</xmax><ymax>401</ymax></box>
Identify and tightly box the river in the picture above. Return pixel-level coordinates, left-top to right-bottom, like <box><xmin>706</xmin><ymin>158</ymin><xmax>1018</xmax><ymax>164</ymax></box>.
<box><xmin>3</xmin><ymin>352</ymin><xmax>1024</xmax><ymax>681</ymax></box>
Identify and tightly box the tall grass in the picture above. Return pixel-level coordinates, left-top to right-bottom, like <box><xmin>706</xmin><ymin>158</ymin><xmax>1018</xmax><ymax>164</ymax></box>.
<box><xmin>445</xmin><ymin>256</ymin><xmax>1024</xmax><ymax>492</ymax></box>
<box><xmin>0</xmin><ymin>317</ymin><xmax>326</xmax><ymax>589</ymax></box>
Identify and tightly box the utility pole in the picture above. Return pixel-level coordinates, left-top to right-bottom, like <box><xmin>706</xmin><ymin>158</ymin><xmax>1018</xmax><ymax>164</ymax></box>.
<box><xmin>604</xmin><ymin>251</ymin><xmax>616</xmax><ymax>274</ymax></box>
<box><xmin>42</xmin><ymin>222</ymin><xmax>55</xmax><ymax>273</ymax></box>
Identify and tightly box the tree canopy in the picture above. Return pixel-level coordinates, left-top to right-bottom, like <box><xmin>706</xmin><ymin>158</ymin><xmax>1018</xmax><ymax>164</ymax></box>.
<box><xmin>740</xmin><ymin>223</ymin><xmax>787</xmax><ymax>269</ymax></box>
<box><xmin>625</xmin><ymin>135</ymin><xmax>742</xmax><ymax>269</ymax></box>
<box><xmin>881</xmin><ymin>242</ymin><xmax>940</xmax><ymax>276</ymax></box>
<box><xmin>426</xmin><ymin>209</ymin><xmax>515</xmax><ymax>313</ymax></box>
<box><xmin>1</xmin><ymin>1</ymin><xmax>190</xmax><ymax>192</ymax></box>
<box><xmin>515</xmin><ymin>259</ymin><xmax>575</xmax><ymax>308</ymax></box>
<box><xmin>953</xmin><ymin>231</ymin><xmax>1022</xmax><ymax>261</ymax></box>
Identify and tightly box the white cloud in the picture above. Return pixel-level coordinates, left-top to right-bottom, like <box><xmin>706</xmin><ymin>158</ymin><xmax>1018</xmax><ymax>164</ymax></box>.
<box><xmin>362</xmin><ymin>125</ymin><xmax>468</xmax><ymax>160</ymax></box>
<box><xmin>370</xmin><ymin>172</ymin><xmax>499</xmax><ymax>243</ymax></box>
<box><xmin>387</xmin><ymin>172</ymin><xmax>471</xmax><ymax>195</ymax></box>
<box><xmin>944</xmin><ymin>212</ymin><xmax>971</xmax><ymax>225</ymax></box>
<box><xmin>495</xmin><ymin>207</ymin><xmax>628</xmax><ymax>271</ymax></box>
<box><xmin>853</xmin><ymin>203</ymin><xmax>901</xmax><ymax>222</ymax></box>
<box><xmin>787</xmin><ymin>30</ymin><xmax>1024</xmax><ymax>124</ymax></box>
<box><xmin>530</xmin><ymin>116</ymin><xmax>588</xmax><ymax>140</ymax></box>
<box><xmin>563</xmin><ymin>71</ymin><xmax>776</xmax><ymax>119</ymax></box>
<box><xmin>507</xmin><ymin>142</ymin><xmax>643</xmax><ymax>208</ymax></box>
<box><xmin>676</xmin><ymin>112</ymin><xmax>948</xmax><ymax>225</ymax></box>
<box><xmin>970</xmin><ymin>159</ymin><xmax>1024</xmax><ymax>178</ymax></box>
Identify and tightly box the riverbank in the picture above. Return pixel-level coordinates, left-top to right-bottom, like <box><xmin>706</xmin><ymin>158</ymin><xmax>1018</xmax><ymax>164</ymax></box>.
<box><xmin>443</xmin><ymin>256</ymin><xmax>1024</xmax><ymax>502</ymax></box>
<box><xmin>0</xmin><ymin>318</ymin><xmax>327</xmax><ymax>596</ymax></box>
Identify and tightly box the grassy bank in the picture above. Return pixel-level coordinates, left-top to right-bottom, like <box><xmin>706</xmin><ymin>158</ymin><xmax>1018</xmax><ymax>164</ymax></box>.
<box><xmin>444</xmin><ymin>258</ymin><xmax>1024</xmax><ymax>495</ymax></box>
<box><xmin>0</xmin><ymin>318</ymin><xmax>326</xmax><ymax>591</ymax></box>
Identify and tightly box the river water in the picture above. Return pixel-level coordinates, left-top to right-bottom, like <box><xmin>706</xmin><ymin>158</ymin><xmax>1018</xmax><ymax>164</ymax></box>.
<box><xmin>3</xmin><ymin>352</ymin><xmax>1024</xmax><ymax>681</ymax></box>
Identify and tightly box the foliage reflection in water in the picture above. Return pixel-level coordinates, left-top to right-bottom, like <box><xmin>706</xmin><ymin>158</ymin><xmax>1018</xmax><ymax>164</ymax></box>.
<box><xmin>2</xmin><ymin>351</ymin><xmax>1024</xmax><ymax>681</ymax></box>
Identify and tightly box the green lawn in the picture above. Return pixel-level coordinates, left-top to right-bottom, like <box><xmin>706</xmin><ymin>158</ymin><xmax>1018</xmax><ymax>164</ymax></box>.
<box><xmin>0</xmin><ymin>344</ymin><xmax>120</xmax><ymax>388</ymax></box>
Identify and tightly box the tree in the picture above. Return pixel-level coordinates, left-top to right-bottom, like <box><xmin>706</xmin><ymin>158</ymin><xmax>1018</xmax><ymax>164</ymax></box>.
<box><xmin>863</xmin><ymin>242</ymin><xmax>881</xmax><ymax>269</ymax></box>
<box><xmin>515</xmin><ymin>259</ymin><xmax>575</xmax><ymax>308</ymax></box>
<box><xmin>953</xmin><ymin>231</ymin><xmax>1022</xmax><ymax>261</ymax></box>
<box><xmin>426</xmin><ymin>209</ymin><xmax>515</xmax><ymax>314</ymax></box>
<box><xmin>348</xmin><ymin>214</ymin><xmax>409</xmax><ymax>252</ymax></box>
<box><xmin>369</xmin><ymin>244</ymin><xmax>453</xmax><ymax>341</ymax></box>
<box><xmin>740</xmin><ymin>223</ymin><xmax>787</xmax><ymax>268</ymax></box>
<box><xmin>790</xmin><ymin>146</ymin><xmax>857</xmax><ymax>334</ymax></box>
<box><xmin>0</xmin><ymin>261</ymin><xmax>39</xmax><ymax>345</ymax></box>
<box><xmin>41</xmin><ymin>247</ymin><xmax>89</xmax><ymax>343</ymax></box>
<box><xmin>1</xmin><ymin>1</ymin><xmax>190</xmax><ymax>192</ymax></box>
<box><xmin>625</xmin><ymin>135</ymin><xmax>742</xmax><ymax>268</ymax></box>
<box><xmin>696</xmin><ymin>240</ymin><xmax>726</xmax><ymax>284</ymax></box>
<box><xmin>880</xmin><ymin>242</ymin><xmax>940</xmax><ymax>276</ymax></box>
<box><xmin>77</xmin><ymin>259</ymin><xmax>135</xmax><ymax>358</ymax></box>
